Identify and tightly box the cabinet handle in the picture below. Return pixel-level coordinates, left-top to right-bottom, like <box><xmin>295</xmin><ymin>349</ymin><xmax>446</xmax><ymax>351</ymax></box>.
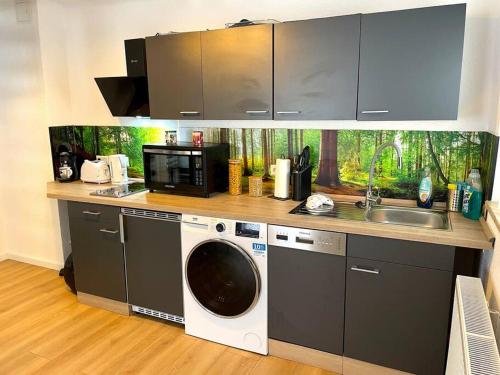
<box><xmin>99</xmin><ymin>229</ymin><xmax>119</xmax><ymax>235</ymax></box>
<box><xmin>119</xmin><ymin>214</ymin><xmax>125</xmax><ymax>244</ymax></box>
<box><xmin>350</xmin><ymin>266</ymin><xmax>380</xmax><ymax>275</ymax></box>
<box><xmin>179</xmin><ymin>111</ymin><xmax>201</xmax><ymax>116</ymax></box>
<box><xmin>82</xmin><ymin>210</ymin><xmax>101</xmax><ymax>216</ymax></box>
<box><xmin>295</xmin><ymin>237</ymin><xmax>314</xmax><ymax>245</ymax></box>
<box><xmin>360</xmin><ymin>110</ymin><xmax>389</xmax><ymax>114</ymax></box>
<box><xmin>245</xmin><ymin>110</ymin><xmax>269</xmax><ymax>114</ymax></box>
<box><xmin>276</xmin><ymin>111</ymin><xmax>302</xmax><ymax>115</ymax></box>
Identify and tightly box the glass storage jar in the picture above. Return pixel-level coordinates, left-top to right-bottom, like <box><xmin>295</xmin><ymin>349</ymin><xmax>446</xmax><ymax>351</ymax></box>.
<box><xmin>248</xmin><ymin>176</ymin><xmax>263</xmax><ymax>197</ymax></box>
<box><xmin>228</xmin><ymin>159</ymin><xmax>242</xmax><ymax>195</ymax></box>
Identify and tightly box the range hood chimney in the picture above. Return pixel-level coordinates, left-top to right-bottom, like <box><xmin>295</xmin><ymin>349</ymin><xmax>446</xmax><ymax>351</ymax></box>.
<box><xmin>95</xmin><ymin>38</ymin><xmax>150</xmax><ymax>117</ymax></box>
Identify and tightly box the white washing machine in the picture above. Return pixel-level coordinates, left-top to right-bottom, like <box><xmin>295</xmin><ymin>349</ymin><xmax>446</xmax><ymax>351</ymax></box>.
<box><xmin>181</xmin><ymin>214</ymin><xmax>268</xmax><ymax>355</ymax></box>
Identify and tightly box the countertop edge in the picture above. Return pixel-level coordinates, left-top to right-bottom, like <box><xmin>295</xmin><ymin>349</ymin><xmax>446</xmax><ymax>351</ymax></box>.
<box><xmin>47</xmin><ymin>183</ymin><xmax>493</xmax><ymax>250</ymax></box>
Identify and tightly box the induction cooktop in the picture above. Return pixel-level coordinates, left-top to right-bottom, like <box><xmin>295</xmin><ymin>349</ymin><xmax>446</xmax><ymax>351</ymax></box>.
<box><xmin>90</xmin><ymin>182</ymin><xmax>146</xmax><ymax>198</ymax></box>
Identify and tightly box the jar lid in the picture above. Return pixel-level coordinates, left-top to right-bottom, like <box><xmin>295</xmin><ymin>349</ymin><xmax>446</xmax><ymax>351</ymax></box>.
<box><xmin>448</xmin><ymin>183</ymin><xmax>457</xmax><ymax>190</ymax></box>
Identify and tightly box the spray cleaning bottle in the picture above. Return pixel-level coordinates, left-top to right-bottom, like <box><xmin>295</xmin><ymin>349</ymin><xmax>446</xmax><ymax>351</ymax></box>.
<box><xmin>417</xmin><ymin>167</ymin><xmax>433</xmax><ymax>209</ymax></box>
<box><xmin>462</xmin><ymin>169</ymin><xmax>483</xmax><ymax>221</ymax></box>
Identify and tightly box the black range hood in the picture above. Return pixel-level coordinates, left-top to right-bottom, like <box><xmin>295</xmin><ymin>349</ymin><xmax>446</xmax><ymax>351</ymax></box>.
<box><xmin>95</xmin><ymin>76</ymin><xmax>149</xmax><ymax>117</ymax></box>
<box><xmin>95</xmin><ymin>38</ymin><xmax>150</xmax><ymax>117</ymax></box>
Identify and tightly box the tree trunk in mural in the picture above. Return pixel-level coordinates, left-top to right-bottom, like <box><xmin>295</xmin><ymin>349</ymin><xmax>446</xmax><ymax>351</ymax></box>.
<box><xmin>292</xmin><ymin>129</ymin><xmax>299</xmax><ymax>156</ymax></box>
<box><xmin>113</xmin><ymin>127</ymin><xmax>122</xmax><ymax>154</ymax></box>
<box><xmin>93</xmin><ymin>127</ymin><xmax>100</xmax><ymax>155</ymax></box>
<box><xmin>315</xmin><ymin>130</ymin><xmax>341</xmax><ymax>187</ymax></box>
<box><xmin>287</xmin><ymin>130</ymin><xmax>293</xmax><ymax>159</ymax></box>
<box><xmin>299</xmin><ymin>130</ymin><xmax>304</xmax><ymax>151</ymax></box>
<box><xmin>262</xmin><ymin>129</ymin><xmax>270</xmax><ymax>179</ymax></box>
<box><xmin>464</xmin><ymin>133</ymin><xmax>471</xmax><ymax>179</ymax></box>
<box><xmin>356</xmin><ymin>132</ymin><xmax>361</xmax><ymax>168</ymax></box>
<box><xmin>377</xmin><ymin>131</ymin><xmax>383</xmax><ymax>176</ymax></box>
<box><xmin>241</xmin><ymin>129</ymin><xmax>250</xmax><ymax>175</ymax></box>
<box><xmin>269</xmin><ymin>129</ymin><xmax>274</xmax><ymax>165</ymax></box>
<box><xmin>426</xmin><ymin>131</ymin><xmax>449</xmax><ymax>185</ymax></box>
<box><xmin>250</xmin><ymin>129</ymin><xmax>255</xmax><ymax>171</ymax></box>
<box><xmin>219</xmin><ymin>129</ymin><xmax>229</xmax><ymax>144</ymax></box>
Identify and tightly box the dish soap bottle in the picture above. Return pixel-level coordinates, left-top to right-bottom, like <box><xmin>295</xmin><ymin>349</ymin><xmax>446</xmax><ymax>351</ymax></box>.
<box><xmin>417</xmin><ymin>167</ymin><xmax>433</xmax><ymax>208</ymax></box>
<box><xmin>462</xmin><ymin>169</ymin><xmax>483</xmax><ymax>220</ymax></box>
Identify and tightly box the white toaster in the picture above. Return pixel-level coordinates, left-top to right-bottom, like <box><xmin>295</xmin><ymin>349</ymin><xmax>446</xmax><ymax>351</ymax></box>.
<box><xmin>80</xmin><ymin>160</ymin><xmax>111</xmax><ymax>184</ymax></box>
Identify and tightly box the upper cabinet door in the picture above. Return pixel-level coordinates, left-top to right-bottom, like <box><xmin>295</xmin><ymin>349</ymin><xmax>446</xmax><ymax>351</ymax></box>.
<box><xmin>146</xmin><ymin>32</ymin><xmax>203</xmax><ymax>120</ymax></box>
<box><xmin>274</xmin><ymin>15</ymin><xmax>360</xmax><ymax>120</ymax></box>
<box><xmin>357</xmin><ymin>4</ymin><xmax>466</xmax><ymax>121</ymax></box>
<box><xmin>201</xmin><ymin>24</ymin><xmax>273</xmax><ymax>120</ymax></box>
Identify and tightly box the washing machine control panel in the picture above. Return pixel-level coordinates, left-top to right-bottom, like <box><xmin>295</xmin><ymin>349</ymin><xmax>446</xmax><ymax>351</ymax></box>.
<box><xmin>235</xmin><ymin>222</ymin><xmax>261</xmax><ymax>239</ymax></box>
<box><xmin>215</xmin><ymin>223</ymin><xmax>226</xmax><ymax>233</ymax></box>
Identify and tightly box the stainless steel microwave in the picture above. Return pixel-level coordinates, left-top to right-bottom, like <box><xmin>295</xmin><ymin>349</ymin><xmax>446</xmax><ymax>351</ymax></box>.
<box><xmin>143</xmin><ymin>142</ymin><xmax>229</xmax><ymax>197</ymax></box>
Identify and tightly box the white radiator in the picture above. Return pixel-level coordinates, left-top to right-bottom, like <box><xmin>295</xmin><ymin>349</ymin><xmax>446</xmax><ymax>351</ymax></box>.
<box><xmin>446</xmin><ymin>276</ymin><xmax>500</xmax><ymax>375</ymax></box>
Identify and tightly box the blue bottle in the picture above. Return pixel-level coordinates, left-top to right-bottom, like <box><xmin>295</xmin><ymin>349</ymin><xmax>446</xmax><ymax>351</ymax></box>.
<box><xmin>417</xmin><ymin>167</ymin><xmax>433</xmax><ymax>209</ymax></box>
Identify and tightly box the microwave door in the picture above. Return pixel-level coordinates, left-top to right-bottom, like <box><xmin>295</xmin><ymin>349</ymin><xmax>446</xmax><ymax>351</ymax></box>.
<box><xmin>150</xmin><ymin>155</ymin><xmax>169</xmax><ymax>185</ymax></box>
<box><xmin>150</xmin><ymin>154</ymin><xmax>192</xmax><ymax>188</ymax></box>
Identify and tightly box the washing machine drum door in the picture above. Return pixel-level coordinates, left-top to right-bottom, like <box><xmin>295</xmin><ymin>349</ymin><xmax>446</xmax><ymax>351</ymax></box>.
<box><xmin>186</xmin><ymin>239</ymin><xmax>261</xmax><ymax>318</ymax></box>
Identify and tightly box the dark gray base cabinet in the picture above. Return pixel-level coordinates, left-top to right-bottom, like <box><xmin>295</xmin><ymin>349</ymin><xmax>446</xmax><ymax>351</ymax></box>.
<box><xmin>268</xmin><ymin>245</ymin><xmax>345</xmax><ymax>355</ymax></box>
<box><xmin>67</xmin><ymin>202</ymin><xmax>127</xmax><ymax>302</ymax></box>
<box><xmin>344</xmin><ymin>235</ymin><xmax>454</xmax><ymax>374</ymax></box>
<box><xmin>122</xmin><ymin>212</ymin><xmax>183</xmax><ymax>317</ymax></box>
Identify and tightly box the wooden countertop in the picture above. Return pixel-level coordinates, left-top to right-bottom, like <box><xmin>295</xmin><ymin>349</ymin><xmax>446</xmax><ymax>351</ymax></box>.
<box><xmin>485</xmin><ymin>201</ymin><xmax>500</xmax><ymax>234</ymax></box>
<box><xmin>47</xmin><ymin>181</ymin><xmax>493</xmax><ymax>250</ymax></box>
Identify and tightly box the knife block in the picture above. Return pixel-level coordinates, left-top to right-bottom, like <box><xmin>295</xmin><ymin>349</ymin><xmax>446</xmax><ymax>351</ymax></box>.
<box><xmin>292</xmin><ymin>165</ymin><xmax>312</xmax><ymax>201</ymax></box>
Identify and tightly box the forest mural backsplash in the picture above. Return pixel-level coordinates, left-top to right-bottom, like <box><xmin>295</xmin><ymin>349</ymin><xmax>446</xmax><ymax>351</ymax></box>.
<box><xmin>49</xmin><ymin>126</ymin><xmax>498</xmax><ymax>202</ymax></box>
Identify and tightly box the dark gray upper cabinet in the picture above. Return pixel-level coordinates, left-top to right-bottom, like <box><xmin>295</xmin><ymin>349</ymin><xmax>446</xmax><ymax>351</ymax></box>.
<box><xmin>67</xmin><ymin>202</ymin><xmax>127</xmax><ymax>302</ymax></box>
<box><xmin>146</xmin><ymin>32</ymin><xmax>203</xmax><ymax>119</ymax></box>
<box><xmin>201</xmin><ymin>24</ymin><xmax>273</xmax><ymax>120</ymax></box>
<box><xmin>344</xmin><ymin>235</ymin><xmax>454</xmax><ymax>374</ymax></box>
<box><xmin>357</xmin><ymin>4</ymin><xmax>466</xmax><ymax>120</ymax></box>
<box><xmin>274</xmin><ymin>15</ymin><xmax>360</xmax><ymax>120</ymax></box>
<box><xmin>123</xmin><ymin>212</ymin><xmax>184</xmax><ymax>318</ymax></box>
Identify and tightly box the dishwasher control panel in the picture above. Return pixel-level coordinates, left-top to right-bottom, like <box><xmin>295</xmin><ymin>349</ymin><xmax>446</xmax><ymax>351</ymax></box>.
<box><xmin>268</xmin><ymin>225</ymin><xmax>346</xmax><ymax>256</ymax></box>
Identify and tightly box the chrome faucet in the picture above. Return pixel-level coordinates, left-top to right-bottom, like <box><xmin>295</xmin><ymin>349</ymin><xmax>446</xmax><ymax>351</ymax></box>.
<box><xmin>359</xmin><ymin>140</ymin><xmax>403</xmax><ymax>209</ymax></box>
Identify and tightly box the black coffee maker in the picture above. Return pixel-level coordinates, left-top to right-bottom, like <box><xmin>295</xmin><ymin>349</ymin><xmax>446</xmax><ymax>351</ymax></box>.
<box><xmin>58</xmin><ymin>152</ymin><xmax>79</xmax><ymax>182</ymax></box>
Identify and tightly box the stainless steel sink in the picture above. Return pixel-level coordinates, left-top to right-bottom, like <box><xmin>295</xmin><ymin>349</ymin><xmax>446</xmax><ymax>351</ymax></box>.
<box><xmin>365</xmin><ymin>205</ymin><xmax>450</xmax><ymax>230</ymax></box>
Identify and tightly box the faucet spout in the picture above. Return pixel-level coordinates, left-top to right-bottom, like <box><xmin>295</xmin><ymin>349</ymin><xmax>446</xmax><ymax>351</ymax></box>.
<box><xmin>362</xmin><ymin>141</ymin><xmax>404</xmax><ymax>209</ymax></box>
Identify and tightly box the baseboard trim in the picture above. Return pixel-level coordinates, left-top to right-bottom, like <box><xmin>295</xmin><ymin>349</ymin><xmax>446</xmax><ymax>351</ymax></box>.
<box><xmin>343</xmin><ymin>357</ymin><xmax>414</xmax><ymax>375</ymax></box>
<box><xmin>77</xmin><ymin>292</ymin><xmax>130</xmax><ymax>316</ymax></box>
<box><xmin>268</xmin><ymin>339</ymin><xmax>343</xmax><ymax>374</ymax></box>
<box><xmin>5</xmin><ymin>252</ymin><xmax>63</xmax><ymax>271</ymax></box>
<box><xmin>269</xmin><ymin>340</ymin><xmax>414</xmax><ymax>375</ymax></box>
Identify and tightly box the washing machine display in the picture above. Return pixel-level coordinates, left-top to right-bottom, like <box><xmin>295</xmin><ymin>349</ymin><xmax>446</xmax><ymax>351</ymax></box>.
<box><xmin>186</xmin><ymin>239</ymin><xmax>260</xmax><ymax>318</ymax></box>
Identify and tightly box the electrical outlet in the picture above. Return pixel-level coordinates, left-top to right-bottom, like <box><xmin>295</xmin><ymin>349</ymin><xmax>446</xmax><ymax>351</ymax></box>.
<box><xmin>15</xmin><ymin>0</ymin><xmax>32</xmax><ymax>23</ymax></box>
<box><xmin>489</xmin><ymin>309</ymin><xmax>500</xmax><ymax>346</ymax></box>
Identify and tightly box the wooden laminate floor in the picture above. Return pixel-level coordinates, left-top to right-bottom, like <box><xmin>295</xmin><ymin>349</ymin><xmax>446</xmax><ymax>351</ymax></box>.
<box><xmin>0</xmin><ymin>260</ymin><xmax>339</xmax><ymax>375</ymax></box>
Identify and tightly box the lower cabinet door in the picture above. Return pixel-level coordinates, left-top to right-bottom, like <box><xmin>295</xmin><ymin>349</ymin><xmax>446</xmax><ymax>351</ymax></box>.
<box><xmin>268</xmin><ymin>245</ymin><xmax>346</xmax><ymax>355</ymax></box>
<box><xmin>123</xmin><ymin>214</ymin><xmax>183</xmax><ymax>317</ymax></box>
<box><xmin>344</xmin><ymin>256</ymin><xmax>452</xmax><ymax>374</ymax></box>
<box><xmin>69</xmin><ymin>215</ymin><xmax>127</xmax><ymax>302</ymax></box>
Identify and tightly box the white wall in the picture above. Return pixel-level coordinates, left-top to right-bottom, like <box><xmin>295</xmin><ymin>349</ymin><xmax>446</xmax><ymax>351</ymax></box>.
<box><xmin>0</xmin><ymin>0</ymin><xmax>63</xmax><ymax>269</ymax></box>
<box><xmin>1</xmin><ymin>0</ymin><xmax>498</xmax><ymax>269</ymax></box>
<box><xmin>36</xmin><ymin>0</ymin><xmax>500</xmax><ymax>133</ymax></box>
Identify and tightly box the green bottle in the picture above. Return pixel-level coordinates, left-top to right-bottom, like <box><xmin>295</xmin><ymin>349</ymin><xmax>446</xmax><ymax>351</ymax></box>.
<box><xmin>462</xmin><ymin>169</ymin><xmax>483</xmax><ymax>221</ymax></box>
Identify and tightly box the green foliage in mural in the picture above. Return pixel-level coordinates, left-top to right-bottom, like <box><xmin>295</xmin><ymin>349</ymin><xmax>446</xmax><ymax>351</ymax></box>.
<box><xmin>195</xmin><ymin>128</ymin><xmax>493</xmax><ymax>201</ymax></box>
<box><xmin>49</xmin><ymin>125</ymin><xmax>496</xmax><ymax>202</ymax></box>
